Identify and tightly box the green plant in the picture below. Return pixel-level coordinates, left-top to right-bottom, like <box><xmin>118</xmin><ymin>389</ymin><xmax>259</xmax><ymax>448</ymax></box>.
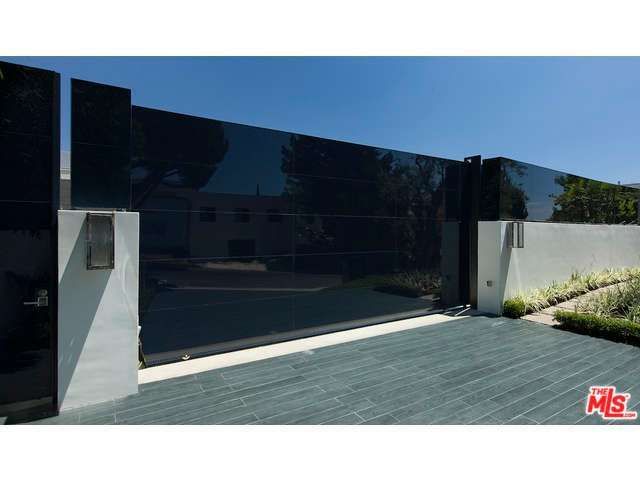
<box><xmin>375</xmin><ymin>271</ymin><xmax>441</xmax><ymax>298</ymax></box>
<box><xmin>502</xmin><ymin>267</ymin><xmax>640</xmax><ymax>318</ymax></box>
<box><xmin>554</xmin><ymin>310</ymin><xmax>640</xmax><ymax>347</ymax></box>
<box><xmin>578</xmin><ymin>276</ymin><xmax>640</xmax><ymax>322</ymax></box>
<box><xmin>503</xmin><ymin>298</ymin><xmax>526</xmax><ymax>318</ymax></box>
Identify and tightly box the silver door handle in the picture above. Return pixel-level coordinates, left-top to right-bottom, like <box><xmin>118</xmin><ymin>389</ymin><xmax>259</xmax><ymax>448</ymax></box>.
<box><xmin>23</xmin><ymin>298</ymin><xmax>48</xmax><ymax>307</ymax></box>
<box><xmin>23</xmin><ymin>290</ymin><xmax>48</xmax><ymax>307</ymax></box>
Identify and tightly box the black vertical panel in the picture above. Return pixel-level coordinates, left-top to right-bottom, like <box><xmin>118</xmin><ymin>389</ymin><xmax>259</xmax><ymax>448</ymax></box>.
<box><xmin>458</xmin><ymin>161</ymin><xmax>471</xmax><ymax>306</ymax></box>
<box><xmin>71</xmin><ymin>79</ymin><xmax>131</xmax><ymax>209</ymax></box>
<box><xmin>480</xmin><ymin>157</ymin><xmax>501</xmax><ymax>221</ymax></box>
<box><xmin>465</xmin><ymin>156</ymin><xmax>481</xmax><ymax>309</ymax></box>
<box><xmin>0</xmin><ymin>61</ymin><xmax>59</xmax><ymax>422</ymax></box>
<box><xmin>49</xmin><ymin>72</ymin><xmax>60</xmax><ymax>420</ymax></box>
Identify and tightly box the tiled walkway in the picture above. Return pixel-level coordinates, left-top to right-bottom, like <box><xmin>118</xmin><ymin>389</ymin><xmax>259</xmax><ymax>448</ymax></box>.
<box><xmin>30</xmin><ymin>315</ymin><xmax>640</xmax><ymax>425</ymax></box>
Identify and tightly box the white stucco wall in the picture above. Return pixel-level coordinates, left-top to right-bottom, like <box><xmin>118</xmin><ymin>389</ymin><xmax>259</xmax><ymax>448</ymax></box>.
<box><xmin>57</xmin><ymin>210</ymin><xmax>139</xmax><ymax>411</ymax></box>
<box><xmin>477</xmin><ymin>221</ymin><xmax>640</xmax><ymax>315</ymax></box>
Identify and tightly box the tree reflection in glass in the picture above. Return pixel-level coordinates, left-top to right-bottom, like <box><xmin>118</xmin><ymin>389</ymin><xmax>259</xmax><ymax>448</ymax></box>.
<box><xmin>131</xmin><ymin>107</ymin><xmax>229</xmax><ymax>209</ymax></box>
<box><xmin>551</xmin><ymin>175</ymin><xmax>639</xmax><ymax>224</ymax></box>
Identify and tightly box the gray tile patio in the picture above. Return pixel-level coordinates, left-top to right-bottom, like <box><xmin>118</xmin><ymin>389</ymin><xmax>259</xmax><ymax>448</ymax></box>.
<box><xmin>27</xmin><ymin>315</ymin><xmax>640</xmax><ymax>425</ymax></box>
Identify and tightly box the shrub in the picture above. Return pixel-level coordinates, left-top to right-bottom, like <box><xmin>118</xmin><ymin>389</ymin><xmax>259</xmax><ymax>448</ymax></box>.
<box><xmin>578</xmin><ymin>276</ymin><xmax>640</xmax><ymax>322</ymax></box>
<box><xmin>554</xmin><ymin>310</ymin><xmax>640</xmax><ymax>347</ymax></box>
<box><xmin>375</xmin><ymin>271</ymin><xmax>441</xmax><ymax>298</ymax></box>
<box><xmin>502</xmin><ymin>267</ymin><xmax>640</xmax><ymax>318</ymax></box>
<box><xmin>503</xmin><ymin>298</ymin><xmax>526</xmax><ymax>318</ymax></box>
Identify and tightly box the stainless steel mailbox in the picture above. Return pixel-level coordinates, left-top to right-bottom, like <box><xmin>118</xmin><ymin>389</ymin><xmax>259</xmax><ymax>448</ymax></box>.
<box><xmin>86</xmin><ymin>212</ymin><xmax>115</xmax><ymax>270</ymax></box>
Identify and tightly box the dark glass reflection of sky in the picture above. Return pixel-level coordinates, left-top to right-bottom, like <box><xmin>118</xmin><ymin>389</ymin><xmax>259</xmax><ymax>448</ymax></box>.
<box><xmin>505</xmin><ymin>161</ymin><xmax>564</xmax><ymax>221</ymax></box>
<box><xmin>203</xmin><ymin>123</ymin><xmax>291</xmax><ymax>197</ymax></box>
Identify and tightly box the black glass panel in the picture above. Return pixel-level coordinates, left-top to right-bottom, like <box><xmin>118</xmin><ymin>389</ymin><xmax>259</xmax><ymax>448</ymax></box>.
<box><xmin>397</xmin><ymin>187</ymin><xmax>444</xmax><ymax>221</ymax></box>
<box><xmin>380</xmin><ymin>149</ymin><xmax>415</xmax><ymax>169</ymax></box>
<box><xmin>396</xmin><ymin>153</ymin><xmax>448</xmax><ymax>190</ymax></box>
<box><xmin>131</xmin><ymin>104</ymin><xmax>464</xmax><ymax>364</ymax></box>
<box><xmin>444</xmin><ymin>189</ymin><xmax>461</xmax><ymax>221</ymax></box>
<box><xmin>440</xmin><ymin>221</ymin><xmax>462</xmax><ymax>307</ymax></box>
<box><xmin>199</xmin><ymin>207</ymin><xmax>217</xmax><ymax>222</ymax></box>
<box><xmin>292</xmin><ymin>252</ymin><xmax>440</xmax><ymax>330</ymax></box>
<box><xmin>71</xmin><ymin>79</ymin><xmax>131</xmax><ymax>210</ymax></box>
<box><xmin>140</xmin><ymin>296</ymin><xmax>294</xmax><ymax>363</ymax></box>
<box><xmin>292</xmin><ymin>290</ymin><xmax>436</xmax><ymax>331</ymax></box>
<box><xmin>71</xmin><ymin>143</ymin><xmax>131</xmax><ymax>209</ymax></box>
<box><xmin>140</xmin><ymin>256</ymin><xmax>295</xmax><ymax>313</ymax></box>
<box><xmin>71</xmin><ymin>79</ymin><xmax>131</xmax><ymax>147</ymax></box>
<box><xmin>132</xmin><ymin>107</ymin><xmax>293</xmax><ymax>199</ymax></box>
<box><xmin>291</xmin><ymin>174</ymin><xmax>396</xmax><ymax>217</ymax></box>
<box><xmin>132</xmin><ymin>161</ymin><xmax>294</xmax><ymax>213</ymax></box>
<box><xmin>444</xmin><ymin>161</ymin><xmax>464</xmax><ymax>190</ymax></box>
<box><xmin>0</xmin><ymin>202</ymin><xmax>54</xmax><ymax>418</ymax></box>
<box><xmin>294</xmin><ymin>251</ymin><xmax>398</xmax><ymax>286</ymax></box>
<box><xmin>396</xmin><ymin>220</ymin><xmax>443</xmax><ymax>269</ymax></box>
<box><xmin>393</xmin><ymin>156</ymin><xmax>456</xmax><ymax>221</ymax></box>
<box><xmin>230</xmin><ymin>208</ymin><xmax>250</xmax><ymax>221</ymax></box>
<box><xmin>295</xmin><ymin>215</ymin><xmax>396</xmax><ymax>255</ymax></box>
<box><xmin>0</xmin><ymin>62</ymin><xmax>57</xmax><ymax>422</ymax></box>
<box><xmin>0</xmin><ymin>134</ymin><xmax>52</xmax><ymax>202</ymax></box>
<box><xmin>480</xmin><ymin>157</ymin><xmax>500</xmax><ymax>221</ymax></box>
<box><xmin>290</xmin><ymin>137</ymin><xmax>451</xmax><ymax>184</ymax></box>
<box><xmin>139</xmin><ymin>211</ymin><xmax>294</xmax><ymax>260</ymax></box>
<box><xmin>485</xmin><ymin>157</ymin><xmax>640</xmax><ymax>224</ymax></box>
<box><xmin>0</xmin><ymin>201</ymin><xmax>51</xmax><ymax>233</ymax></box>
<box><xmin>0</xmin><ymin>61</ymin><xmax>53</xmax><ymax>136</ymax></box>
<box><xmin>289</xmin><ymin>135</ymin><xmax>383</xmax><ymax>180</ymax></box>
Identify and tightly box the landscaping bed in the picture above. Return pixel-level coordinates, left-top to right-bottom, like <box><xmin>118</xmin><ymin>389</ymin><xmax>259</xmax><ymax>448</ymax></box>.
<box><xmin>502</xmin><ymin>267</ymin><xmax>640</xmax><ymax>318</ymax></box>
<box><xmin>502</xmin><ymin>267</ymin><xmax>640</xmax><ymax>346</ymax></box>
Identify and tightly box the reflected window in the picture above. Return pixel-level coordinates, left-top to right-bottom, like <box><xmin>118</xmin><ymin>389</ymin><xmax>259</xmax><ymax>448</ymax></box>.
<box><xmin>199</xmin><ymin>207</ymin><xmax>217</xmax><ymax>222</ymax></box>
<box><xmin>234</xmin><ymin>208</ymin><xmax>251</xmax><ymax>223</ymax></box>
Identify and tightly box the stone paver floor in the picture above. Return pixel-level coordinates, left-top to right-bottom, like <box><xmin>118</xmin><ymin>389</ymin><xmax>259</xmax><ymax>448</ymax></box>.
<box><xmin>28</xmin><ymin>315</ymin><xmax>640</xmax><ymax>425</ymax></box>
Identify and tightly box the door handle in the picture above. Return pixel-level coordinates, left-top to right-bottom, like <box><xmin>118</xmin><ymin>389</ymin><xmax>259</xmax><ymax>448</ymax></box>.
<box><xmin>23</xmin><ymin>290</ymin><xmax>49</xmax><ymax>308</ymax></box>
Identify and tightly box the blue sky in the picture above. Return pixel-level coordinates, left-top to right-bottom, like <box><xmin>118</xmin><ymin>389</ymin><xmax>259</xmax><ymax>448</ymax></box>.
<box><xmin>4</xmin><ymin>56</ymin><xmax>640</xmax><ymax>184</ymax></box>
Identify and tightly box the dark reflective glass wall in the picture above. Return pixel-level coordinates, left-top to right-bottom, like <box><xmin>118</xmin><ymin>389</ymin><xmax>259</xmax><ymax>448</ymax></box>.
<box><xmin>132</xmin><ymin>106</ymin><xmax>464</xmax><ymax>364</ymax></box>
<box><xmin>0</xmin><ymin>61</ymin><xmax>58</xmax><ymax>421</ymax></box>
<box><xmin>481</xmin><ymin>157</ymin><xmax>640</xmax><ymax>224</ymax></box>
<box><xmin>71</xmin><ymin>79</ymin><xmax>131</xmax><ymax>209</ymax></box>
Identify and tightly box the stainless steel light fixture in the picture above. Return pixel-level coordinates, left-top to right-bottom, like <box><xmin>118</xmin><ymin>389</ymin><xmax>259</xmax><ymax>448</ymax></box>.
<box><xmin>507</xmin><ymin>221</ymin><xmax>524</xmax><ymax>248</ymax></box>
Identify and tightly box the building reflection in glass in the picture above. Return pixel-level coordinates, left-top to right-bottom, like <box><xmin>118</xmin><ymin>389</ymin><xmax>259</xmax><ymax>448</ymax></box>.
<box><xmin>131</xmin><ymin>106</ymin><xmax>464</xmax><ymax>364</ymax></box>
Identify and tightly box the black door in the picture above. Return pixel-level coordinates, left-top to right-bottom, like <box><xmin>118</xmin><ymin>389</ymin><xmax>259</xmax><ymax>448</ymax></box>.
<box><xmin>0</xmin><ymin>61</ymin><xmax>60</xmax><ymax>423</ymax></box>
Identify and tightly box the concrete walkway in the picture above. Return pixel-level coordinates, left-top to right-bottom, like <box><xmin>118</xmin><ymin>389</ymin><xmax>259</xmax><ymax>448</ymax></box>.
<box><xmin>27</xmin><ymin>315</ymin><xmax>640</xmax><ymax>425</ymax></box>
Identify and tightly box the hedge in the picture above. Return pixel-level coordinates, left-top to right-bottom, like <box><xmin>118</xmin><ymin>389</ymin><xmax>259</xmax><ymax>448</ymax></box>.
<box><xmin>554</xmin><ymin>310</ymin><xmax>640</xmax><ymax>347</ymax></box>
<box><xmin>503</xmin><ymin>298</ymin><xmax>527</xmax><ymax>319</ymax></box>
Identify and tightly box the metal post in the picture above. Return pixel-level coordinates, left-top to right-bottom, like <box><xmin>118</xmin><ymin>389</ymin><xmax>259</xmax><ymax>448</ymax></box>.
<box><xmin>464</xmin><ymin>155</ymin><xmax>481</xmax><ymax>309</ymax></box>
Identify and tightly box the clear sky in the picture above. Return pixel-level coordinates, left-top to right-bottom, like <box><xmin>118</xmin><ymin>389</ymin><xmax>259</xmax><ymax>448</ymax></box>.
<box><xmin>4</xmin><ymin>56</ymin><xmax>640</xmax><ymax>184</ymax></box>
